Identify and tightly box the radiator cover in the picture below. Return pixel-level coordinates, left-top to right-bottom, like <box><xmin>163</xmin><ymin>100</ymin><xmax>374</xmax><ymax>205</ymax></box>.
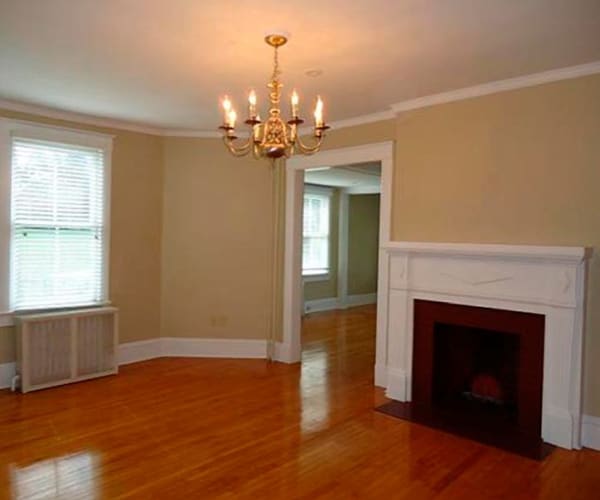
<box><xmin>15</xmin><ymin>307</ymin><xmax>118</xmax><ymax>392</ymax></box>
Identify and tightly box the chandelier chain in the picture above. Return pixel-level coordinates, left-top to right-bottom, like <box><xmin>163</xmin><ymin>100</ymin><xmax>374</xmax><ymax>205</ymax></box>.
<box><xmin>272</xmin><ymin>46</ymin><xmax>280</xmax><ymax>82</ymax></box>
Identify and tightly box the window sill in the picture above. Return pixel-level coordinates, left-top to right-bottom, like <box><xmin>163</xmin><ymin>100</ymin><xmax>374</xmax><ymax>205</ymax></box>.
<box><xmin>0</xmin><ymin>312</ymin><xmax>14</xmax><ymax>328</ymax></box>
<box><xmin>0</xmin><ymin>302</ymin><xmax>113</xmax><ymax>328</ymax></box>
<box><xmin>303</xmin><ymin>273</ymin><xmax>330</xmax><ymax>283</ymax></box>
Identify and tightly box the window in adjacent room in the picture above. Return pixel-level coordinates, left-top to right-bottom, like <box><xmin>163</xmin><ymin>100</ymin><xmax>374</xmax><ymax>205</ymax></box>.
<box><xmin>302</xmin><ymin>186</ymin><xmax>332</xmax><ymax>278</ymax></box>
<box><xmin>0</xmin><ymin>121</ymin><xmax>112</xmax><ymax>315</ymax></box>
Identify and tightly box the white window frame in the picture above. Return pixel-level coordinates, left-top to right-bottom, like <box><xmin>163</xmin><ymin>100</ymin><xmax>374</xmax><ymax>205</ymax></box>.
<box><xmin>0</xmin><ymin>119</ymin><xmax>113</xmax><ymax>326</ymax></box>
<box><xmin>302</xmin><ymin>184</ymin><xmax>333</xmax><ymax>282</ymax></box>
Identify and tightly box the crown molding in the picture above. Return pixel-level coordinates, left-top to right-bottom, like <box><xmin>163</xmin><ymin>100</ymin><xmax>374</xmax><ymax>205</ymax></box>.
<box><xmin>0</xmin><ymin>117</ymin><xmax>115</xmax><ymax>140</ymax></box>
<box><xmin>164</xmin><ymin>130</ymin><xmax>250</xmax><ymax>139</ymax></box>
<box><xmin>2</xmin><ymin>61</ymin><xmax>599</xmax><ymax>137</ymax></box>
<box><xmin>327</xmin><ymin>109</ymin><xmax>396</xmax><ymax>130</ymax></box>
<box><xmin>0</xmin><ymin>98</ymin><xmax>165</xmax><ymax>135</ymax></box>
<box><xmin>165</xmin><ymin>109</ymin><xmax>396</xmax><ymax>138</ymax></box>
<box><xmin>161</xmin><ymin>129</ymin><xmax>222</xmax><ymax>138</ymax></box>
<box><xmin>297</xmin><ymin>109</ymin><xmax>395</xmax><ymax>137</ymax></box>
<box><xmin>391</xmin><ymin>61</ymin><xmax>600</xmax><ymax>113</ymax></box>
<box><xmin>0</xmin><ymin>97</ymin><xmax>395</xmax><ymax>138</ymax></box>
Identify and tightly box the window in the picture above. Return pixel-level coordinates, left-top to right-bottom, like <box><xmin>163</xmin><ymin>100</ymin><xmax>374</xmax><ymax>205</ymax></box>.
<box><xmin>302</xmin><ymin>187</ymin><xmax>331</xmax><ymax>277</ymax></box>
<box><xmin>0</xmin><ymin>120</ymin><xmax>112</xmax><ymax>320</ymax></box>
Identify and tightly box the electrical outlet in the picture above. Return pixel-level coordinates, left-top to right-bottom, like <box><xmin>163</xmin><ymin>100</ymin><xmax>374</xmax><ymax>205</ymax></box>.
<box><xmin>211</xmin><ymin>315</ymin><xmax>228</xmax><ymax>327</ymax></box>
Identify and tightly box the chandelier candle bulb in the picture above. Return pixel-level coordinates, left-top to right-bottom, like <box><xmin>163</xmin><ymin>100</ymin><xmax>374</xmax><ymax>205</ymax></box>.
<box><xmin>248</xmin><ymin>90</ymin><xmax>257</xmax><ymax>117</ymax></box>
<box><xmin>228</xmin><ymin>109</ymin><xmax>237</xmax><ymax>128</ymax></box>
<box><xmin>314</xmin><ymin>96</ymin><xmax>324</xmax><ymax>129</ymax></box>
<box><xmin>291</xmin><ymin>90</ymin><xmax>299</xmax><ymax>117</ymax></box>
<box><xmin>222</xmin><ymin>96</ymin><xmax>232</xmax><ymax>124</ymax></box>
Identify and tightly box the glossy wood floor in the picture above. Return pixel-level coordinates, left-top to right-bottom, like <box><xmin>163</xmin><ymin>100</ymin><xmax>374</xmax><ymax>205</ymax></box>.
<box><xmin>1</xmin><ymin>305</ymin><xmax>599</xmax><ymax>499</ymax></box>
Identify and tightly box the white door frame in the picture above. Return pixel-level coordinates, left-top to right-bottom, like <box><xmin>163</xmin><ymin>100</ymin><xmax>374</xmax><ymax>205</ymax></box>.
<box><xmin>280</xmin><ymin>141</ymin><xmax>394</xmax><ymax>387</ymax></box>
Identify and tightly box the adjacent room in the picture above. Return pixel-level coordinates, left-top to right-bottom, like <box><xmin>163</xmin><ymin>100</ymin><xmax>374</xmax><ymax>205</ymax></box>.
<box><xmin>0</xmin><ymin>1</ymin><xmax>599</xmax><ymax>498</ymax></box>
<box><xmin>301</xmin><ymin>164</ymin><xmax>381</xmax><ymax>404</ymax></box>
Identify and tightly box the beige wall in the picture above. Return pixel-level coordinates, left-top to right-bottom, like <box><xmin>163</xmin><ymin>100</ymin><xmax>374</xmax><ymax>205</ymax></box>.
<box><xmin>320</xmin><ymin>119</ymin><xmax>396</xmax><ymax>151</ymax></box>
<box><xmin>348</xmin><ymin>194</ymin><xmax>380</xmax><ymax>296</ymax></box>
<box><xmin>0</xmin><ymin>109</ymin><xmax>164</xmax><ymax>363</ymax></box>
<box><xmin>161</xmin><ymin>121</ymin><xmax>396</xmax><ymax>341</ymax></box>
<box><xmin>392</xmin><ymin>73</ymin><xmax>600</xmax><ymax>416</ymax></box>
<box><xmin>160</xmin><ymin>138</ymin><xmax>273</xmax><ymax>339</ymax></box>
<box><xmin>0</xmin><ymin>326</ymin><xmax>14</xmax><ymax>364</ymax></box>
<box><xmin>1</xmin><ymin>74</ymin><xmax>599</xmax><ymax>420</ymax></box>
<box><xmin>304</xmin><ymin>188</ymin><xmax>340</xmax><ymax>301</ymax></box>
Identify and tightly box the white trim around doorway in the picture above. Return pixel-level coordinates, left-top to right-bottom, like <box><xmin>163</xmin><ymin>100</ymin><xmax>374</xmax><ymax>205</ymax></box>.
<box><xmin>282</xmin><ymin>141</ymin><xmax>394</xmax><ymax>387</ymax></box>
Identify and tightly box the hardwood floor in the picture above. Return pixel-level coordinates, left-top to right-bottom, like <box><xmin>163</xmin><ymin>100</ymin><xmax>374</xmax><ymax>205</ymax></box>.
<box><xmin>1</xmin><ymin>304</ymin><xmax>599</xmax><ymax>499</ymax></box>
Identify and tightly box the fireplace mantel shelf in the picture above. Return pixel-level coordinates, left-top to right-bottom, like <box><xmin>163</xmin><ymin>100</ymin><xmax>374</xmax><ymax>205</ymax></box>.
<box><xmin>383</xmin><ymin>241</ymin><xmax>591</xmax><ymax>263</ymax></box>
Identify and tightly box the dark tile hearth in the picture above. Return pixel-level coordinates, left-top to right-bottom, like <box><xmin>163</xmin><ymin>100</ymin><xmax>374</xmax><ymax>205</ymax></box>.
<box><xmin>375</xmin><ymin>400</ymin><xmax>553</xmax><ymax>460</ymax></box>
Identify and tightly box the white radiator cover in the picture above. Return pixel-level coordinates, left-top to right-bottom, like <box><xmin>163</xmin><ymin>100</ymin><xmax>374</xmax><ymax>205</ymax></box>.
<box><xmin>16</xmin><ymin>306</ymin><xmax>118</xmax><ymax>392</ymax></box>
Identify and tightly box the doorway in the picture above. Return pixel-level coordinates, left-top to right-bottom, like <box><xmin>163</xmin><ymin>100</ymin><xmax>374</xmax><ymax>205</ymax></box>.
<box><xmin>302</xmin><ymin>163</ymin><xmax>381</xmax><ymax>314</ymax></box>
<box><xmin>282</xmin><ymin>142</ymin><xmax>393</xmax><ymax>387</ymax></box>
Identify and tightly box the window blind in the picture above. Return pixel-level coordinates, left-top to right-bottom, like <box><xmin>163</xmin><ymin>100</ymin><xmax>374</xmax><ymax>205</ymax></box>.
<box><xmin>302</xmin><ymin>192</ymin><xmax>330</xmax><ymax>275</ymax></box>
<box><xmin>10</xmin><ymin>137</ymin><xmax>107</xmax><ymax>310</ymax></box>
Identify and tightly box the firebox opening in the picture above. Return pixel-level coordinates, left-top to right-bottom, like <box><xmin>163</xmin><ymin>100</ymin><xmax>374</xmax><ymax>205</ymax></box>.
<box><xmin>378</xmin><ymin>299</ymin><xmax>546</xmax><ymax>459</ymax></box>
<box><xmin>433</xmin><ymin>322</ymin><xmax>520</xmax><ymax>427</ymax></box>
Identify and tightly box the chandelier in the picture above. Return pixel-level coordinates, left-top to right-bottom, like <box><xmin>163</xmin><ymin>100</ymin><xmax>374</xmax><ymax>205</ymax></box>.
<box><xmin>218</xmin><ymin>33</ymin><xmax>329</xmax><ymax>160</ymax></box>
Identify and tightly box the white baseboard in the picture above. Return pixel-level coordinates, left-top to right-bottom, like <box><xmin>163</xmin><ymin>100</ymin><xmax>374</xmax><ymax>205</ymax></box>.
<box><xmin>0</xmin><ymin>362</ymin><xmax>16</xmax><ymax>389</ymax></box>
<box><xmin>272</xmin><ymin>341</ymin><xmax>300</xmax><ymax>363</ymax></box>
<box><xmin>304</xmin><ymin>293</ymin><xmax>377</xmax><ymax>314</ymax></box>
<box><xmin>385</xmin><ymin>367</ymin><xmax>410</xmax><ymax>402</ymax></box>
<box><xmin>1</xmin><ymin>338</ymin><xmax>294</xmax><ymax>389</ymax></box>
<box><xmin>304</xmin><ymin>297</ymin><xmax>339</xmax><ymax>313</ymax></box>
<box><xmin>374</xmin><ymin>362</ymin><xmax>387</xmax><ymax>388</ymax></box>
<box><xmin>117</xmin><ymin>337</ymin><xmax>294</xmax><ymax>365</ymax></box>
<box><xmin>543</xmin><ymin>407</ymin><xmax>580</xmax><ymax>450</ymax></box>
<box><xmin>582</xmin><ymin>415</ymin><xmax>600</xmax><ymax>451</ymax></box>
<box><xmin>345</xmin><ymin>292</ymin><xmax>377</xmax><ymax>308</ymax></box>
<box><xmin>118</xmin><ymin>338</ymin><xmax>163</xmax><ymax>365</ymax></box>
<box><xmin>167</xmin><ymin>338</ymin><xmax>267</xmax><ymax>358</ymax></box>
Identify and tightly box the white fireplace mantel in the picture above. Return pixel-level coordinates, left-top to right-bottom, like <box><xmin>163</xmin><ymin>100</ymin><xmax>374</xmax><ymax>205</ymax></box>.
<box><xmin>377</xmin><ymin>241</ymin><xmax>590</xmax><ymax>450</ymax></box>
<box><xmin>383</xmin><ymin>241</ymin><xmax>590</xmax><ymax>262</ymax></box>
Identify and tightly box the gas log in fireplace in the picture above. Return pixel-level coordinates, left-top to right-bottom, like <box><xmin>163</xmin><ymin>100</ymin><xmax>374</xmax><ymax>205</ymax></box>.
<box><xmin>380</xmin><ymin>299</ymin><xmax>547</xmax><ymax>459</ymax></box>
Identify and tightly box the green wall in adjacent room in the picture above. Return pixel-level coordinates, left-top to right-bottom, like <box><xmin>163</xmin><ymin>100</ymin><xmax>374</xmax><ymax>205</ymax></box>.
<box><xmin>348</xmin><ymin>194</ymin><xmax>380</xmax><ymax>296</ymax></box>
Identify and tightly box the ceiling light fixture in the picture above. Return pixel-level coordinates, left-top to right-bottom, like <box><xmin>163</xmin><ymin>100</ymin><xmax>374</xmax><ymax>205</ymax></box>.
<box><xmin>305</xmin><ymin>69</ymin><xmax>323</xmax><ymax>78</ymax></box>
<box><xmin>218</xmin><ymin>33</ymin><xmax>329</xmax><ymax>161</ymax></box>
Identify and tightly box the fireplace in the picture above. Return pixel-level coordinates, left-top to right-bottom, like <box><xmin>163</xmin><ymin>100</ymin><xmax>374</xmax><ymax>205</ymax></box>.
<box><xmin>408</xmin><ymin>300</ymin><xmax>545</xmax><ymax>457</ymax></box>
<box><xmin>434</xmin><ymin>324</ymin><xmax>520</xmax><ymax>413</ymax></box>
<box><xmin>375</xmin><ymin>242</ymin><xmax>588</xmax><ymax>454</ymax></box>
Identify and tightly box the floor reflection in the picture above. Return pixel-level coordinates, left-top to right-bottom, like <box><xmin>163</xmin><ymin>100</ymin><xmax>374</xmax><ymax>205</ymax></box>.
<box><xmin>299</xmin><ymin>306</ymin><xmax>375</xmax><ymax>435</ymax></box>
<box><xmin>300</xmin><ymin>349</ymin><xmax>330</xmax><ymax>433</ymax></box>
<box><xmin>10</xmin><ymin>452</ymin><xmax>97</xmax><ymax>500</ymax></box>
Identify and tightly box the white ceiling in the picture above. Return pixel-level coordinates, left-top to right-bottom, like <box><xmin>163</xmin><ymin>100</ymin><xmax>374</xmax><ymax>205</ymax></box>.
<box><xmin>305</xmin><ymin>162</ymin><xmax>381</xmax><ymax>190</ymax></box>
<box><xmin>1</xmin><ymin>0</ymin><xmax>599</xmax><ymax>132</ymax></box>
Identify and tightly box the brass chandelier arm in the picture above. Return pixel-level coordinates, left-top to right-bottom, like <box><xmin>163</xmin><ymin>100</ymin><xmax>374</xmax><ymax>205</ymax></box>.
<box><xmin>223</xmin><ymin>136</ymin><xmax>254</xmax><ymax>157</ymax></box>
<box><xmin>252</xmin><ymin>141</ymin><xmax>263</xmax><ymax>160</ymax></box>
<box><xmin>294</xmin><ymin>133</ymin><xmax>324</xmax><ymax>155</ymax></box>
